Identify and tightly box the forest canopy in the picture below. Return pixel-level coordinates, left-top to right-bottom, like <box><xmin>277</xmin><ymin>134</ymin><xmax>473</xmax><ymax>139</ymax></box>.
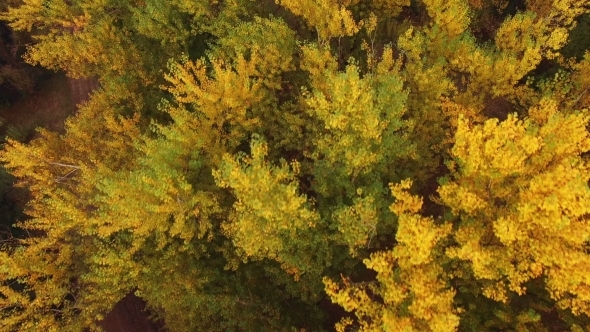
<box><xmin>1</xmin><ymin>0</ymin><xmax>590</xmax><ymax>331</ymax></box>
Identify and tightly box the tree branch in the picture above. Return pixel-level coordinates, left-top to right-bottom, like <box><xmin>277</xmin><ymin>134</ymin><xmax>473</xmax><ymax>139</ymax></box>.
<box><xmin>46</xmin><ymin>161</ymin><xmax>81</xmax><ymax>169</ymax></box>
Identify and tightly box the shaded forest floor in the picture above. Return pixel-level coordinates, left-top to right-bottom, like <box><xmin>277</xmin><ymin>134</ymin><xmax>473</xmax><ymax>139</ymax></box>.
<box><xmin>0</xmin><ymin>73</ymin><xmax>99</xmax><ymax>136</ymax></box>
<box><xmin>98</xmin><ymin>293</ymin><xmax>165</xmax><ymax>332</ymax></box>
<box><xmin>1</xmin><ymin>74</ymin><xmax>73</xmax><ymax>137</ymax></box>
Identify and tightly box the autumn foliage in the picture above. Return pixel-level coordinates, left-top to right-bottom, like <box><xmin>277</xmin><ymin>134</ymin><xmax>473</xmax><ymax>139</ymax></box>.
<box><xmin>1</xmin><ymin>0</ymin><xmax>590</xmax><ymax>331</ymax></box>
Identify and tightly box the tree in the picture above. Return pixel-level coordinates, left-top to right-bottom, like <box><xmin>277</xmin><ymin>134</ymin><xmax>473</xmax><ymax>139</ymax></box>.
<box><xmin>325</xmin><ymin>179</ymin><xmax>458</xmax><ymax>332</ymax></box>
<box><xmin>1</xmin><ymin>0</ymin><xmax>590</xmax><ymax>330</ymax></box>
<box><xmin>437</xmin><ymin>102</ymin><xmax>590</xmax><ymax>329</ymax></box>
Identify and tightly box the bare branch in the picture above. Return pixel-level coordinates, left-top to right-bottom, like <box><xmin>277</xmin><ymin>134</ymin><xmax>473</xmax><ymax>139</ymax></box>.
<box><xmin>55</xmin><ymin>168</ymin><xmax>80</xmax><ymax>183</ymax></box>
<box><xmin>46</xmin><ymin>162</ymin><xmax>81</xmax><ymax>169</ymax></box>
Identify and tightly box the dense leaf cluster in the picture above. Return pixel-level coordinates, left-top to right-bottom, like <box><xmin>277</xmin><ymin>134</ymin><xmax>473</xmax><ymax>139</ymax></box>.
<box><xmin>1</xmin><ymin>0</ymin><xmax>590</xmax><ymax>331</ymax></box>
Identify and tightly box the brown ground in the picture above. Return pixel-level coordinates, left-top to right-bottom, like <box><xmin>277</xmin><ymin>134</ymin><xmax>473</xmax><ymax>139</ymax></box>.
<box><xmin>1</xmin><ymin>74</ymin><xmax>73</xmax><ymax>136</ymax></box>
<box><xmin>97</xmin><ymin>293</ymin><xmax>166</xmax><ymax>332</ymax></box>
<box><xmin>1</xmin><ymin>74</ymin><xmax>100</xmax><ymax>135</ymax></box>
<box><xmin>68</xmin><ymin>76</ymin><xmax>100</xmax><ymax>112</ymax></box>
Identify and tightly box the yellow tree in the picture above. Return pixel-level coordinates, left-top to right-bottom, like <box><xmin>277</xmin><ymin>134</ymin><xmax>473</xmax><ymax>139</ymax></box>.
<box><xmin>325</xmin><ymin>179</ymin><xmax>458</xmax><ymax>332</ymax></box>
<box><xmin>2</xmin><ymin>0</ymin><xmax>590</xmax><ymax>330</ymax></box>
<box><xmin>437</xmin><ymin>100</ymin><xmax>590</xmax><ymax>329</ymax></box>
<box><xmin>275</xmin><ymin>0</ymin><xmax>362</xmax><ymax>42</ymax></box>
<box><xmin>0</xmin><ymin>88</ymin><xmax>143</xmax><ymax>331</ymax></box>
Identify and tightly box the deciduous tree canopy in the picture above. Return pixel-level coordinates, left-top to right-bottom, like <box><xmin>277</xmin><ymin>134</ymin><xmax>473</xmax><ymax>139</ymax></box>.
<box><xmin>1</xmin><ymin>0</ymin><xmax>590</xmax><ymax>331</ymax></box>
